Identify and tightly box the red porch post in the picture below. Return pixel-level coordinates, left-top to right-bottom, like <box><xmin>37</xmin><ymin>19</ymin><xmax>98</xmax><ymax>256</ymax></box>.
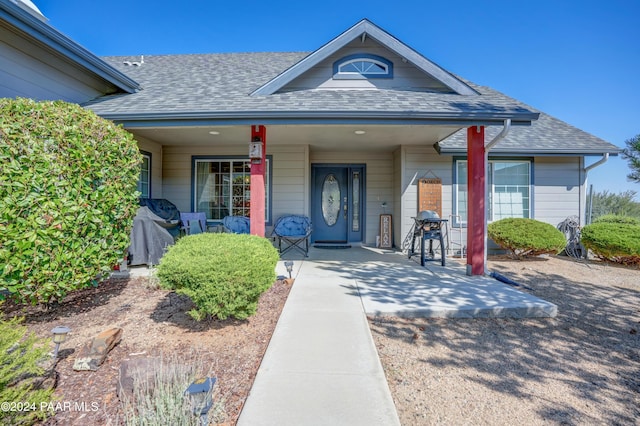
<box><xmin>250</xmin><ymin>125</ymin><xmax>266</xmax><ymax>237</ymax></box>
<box><xmin>467</xmin><ymin>126</ymin><xmax>485</xmax><ymax>275</ymax></box>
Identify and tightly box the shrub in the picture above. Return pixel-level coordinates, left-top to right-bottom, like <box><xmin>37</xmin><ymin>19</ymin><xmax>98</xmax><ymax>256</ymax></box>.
<box><xmin>119</xmin><ymin>353</ymin><xmax>225</xmax><ymax>425</ymax></box>
<box><xmin>156</xmin><ymin>233</ymin><xmax>279</xmax><ymax>320</ymax></box>
<box><xmin>0</xmin><ymin>98</ymin><xmax>141</xmax><ymax>304</ymax></box>
<box><xmin>593</xmin><ymin>214</ymin><xmax>640</xmax><ymax>226</ymax></box>
<box><xmin>581</xmin><ymin>222</ymin><xmax>640</xmax><ymax>266</ymax></box>
<box><xmin>0</xmin><ymin>317</ymin><xmax>55</xmax><ymax>425</ymax></box>
<box><xmin>488</xmin><ymin>218</ymin><xmax>566</xmax><ymax>259</ymax></box>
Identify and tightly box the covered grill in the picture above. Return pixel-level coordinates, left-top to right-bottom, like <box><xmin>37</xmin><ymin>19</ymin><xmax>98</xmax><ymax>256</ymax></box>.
<box><xmin>408</xmin><ymin>210</ymin><xmax>448</xmax><ymax>266</ymax></box>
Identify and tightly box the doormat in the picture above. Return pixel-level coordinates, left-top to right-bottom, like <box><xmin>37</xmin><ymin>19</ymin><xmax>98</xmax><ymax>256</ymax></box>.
<box><xmin>313</xmin><ymin>244</ymin><xmax>352</xmax><ymax>249</ymax></box>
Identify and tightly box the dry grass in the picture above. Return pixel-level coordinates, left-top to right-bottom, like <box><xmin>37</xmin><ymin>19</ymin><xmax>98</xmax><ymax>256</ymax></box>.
<box><xmin>370</xmin><ymin>255</ymin><xmax>640</xmax><ymax>425</ymax></box>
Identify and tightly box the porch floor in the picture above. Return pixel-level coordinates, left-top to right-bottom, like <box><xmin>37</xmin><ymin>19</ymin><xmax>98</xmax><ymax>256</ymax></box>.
<box><xmin>281</xmin><ymin>245</ymin><xmax>557</xmax><ymax>319</ymax></box>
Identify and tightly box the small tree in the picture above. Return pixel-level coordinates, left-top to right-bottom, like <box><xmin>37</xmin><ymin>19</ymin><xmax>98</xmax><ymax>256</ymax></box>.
<box><xmin>0</xmin><ymin>98</ymin><xmax>141</xmax><ymax>304</ymax></box>
<box><xmin>590</xmin><ymin>190</ymin><xmax>640</xmax><ymax>221</ymax></box>
<box><xmin>622</xmin><ymin>133</ymin><xmax>640</xmax><ymax>183</ymax></box>
<box><xmin>0</xmin><ymin>317</ymin><xmax>56</xmax><ymax>425</ymax></box>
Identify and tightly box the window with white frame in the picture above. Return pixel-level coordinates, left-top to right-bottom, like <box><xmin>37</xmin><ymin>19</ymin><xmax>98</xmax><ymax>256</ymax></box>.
<box><xmin>193</xmin><ymin>157</ymin><xmax>271</xmax><ymax>222</ymax></box>
<box><xmin>333</xmin><ymin>54</ymin><xmax>393</xmax><ymax>79</ymax></box>
<box><xmin>137</xmin><ymin>152</ymin><xmax>151</xmax><ymax>199</ymax></box>
<box><xmin>454</xmin><ymin>159</ymin><xmax>531</xmax><ymax>224</ymax></box>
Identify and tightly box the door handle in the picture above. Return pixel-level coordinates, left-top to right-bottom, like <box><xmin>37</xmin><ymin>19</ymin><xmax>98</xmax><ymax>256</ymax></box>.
<box><xmin>343</xmin><ymin>196</ymin><xmax>348</xmax><ymax>219</ymax></box>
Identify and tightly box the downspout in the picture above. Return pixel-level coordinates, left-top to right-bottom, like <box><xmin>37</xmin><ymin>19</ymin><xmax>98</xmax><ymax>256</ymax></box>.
<box><xmin>484</xmin><ymin>119</ymin><xmax>511</xmax><ymax>275</ymax></box>
<box><xmin>583</xmin><ymin>153</ymin><xmax>609</xmax><ymax>224</ymax></box>
<box><xmin>585</xmin><ymin>153</ymin><xmax>609</xmax><ymax>173</ymax></box>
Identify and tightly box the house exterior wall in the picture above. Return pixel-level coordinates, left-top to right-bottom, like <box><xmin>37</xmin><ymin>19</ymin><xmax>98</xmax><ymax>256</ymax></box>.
<box><xmin>533</xmin><ymin>156</ymin><xmax>584</xmax><ymax>226</ymax></box>
<box><xmin>400</xmin><ymin>146</ymin><xmax>453</xmax><ymax>248</ymax></box>
<box><xmin>161</xmin><ymin>144</ymin><xmax>308</xmax><ymax>231</ymax></box>
<box><xmin>283</xmin><ymin>38</ymin><xmax>450</xmax><ymax>92</ymax></box>
<box><xmin>393</xmin><ymin>147</ymin><xmax>403</xmax><ymax>247</ymax></box>
<box><xmin>0</xmin><ymin>27</ymin><xmax>106</xmax><ymax>103</ymax></box>
<box><xmin>135</xmin><ymin>136</ymin><xmax>163</xmax><ymax>199</ymax></box>
<box><xmin>398</xmin><ymin>150</ymin><xmax>586</xmax><ymax>255</ymax></box>
<box><xmin>155</xmin><ymin>141</ymin><xmax>584</xmax><ymax>251</ymax></box>
<box><xmin>310</xmin><ymin>150</ymin><xmax>394</xmax><ymax>245</ymax></box>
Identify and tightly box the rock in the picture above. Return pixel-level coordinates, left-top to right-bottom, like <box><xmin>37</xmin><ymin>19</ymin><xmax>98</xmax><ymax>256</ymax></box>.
<box><xmin>73</xmin><ymin>327</ymin><xmax>123</xmax><ymax>371</ymax></box>
<box><xmin>116</xmin><ymin>357</ymin><xmax>162</xmax><ymax>399</ymax></box>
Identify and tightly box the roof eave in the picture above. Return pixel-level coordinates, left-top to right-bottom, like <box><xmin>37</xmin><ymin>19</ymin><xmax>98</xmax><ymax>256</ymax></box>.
<box><xmin>435</xmin><ymin>144</ymin><xmax>622</xmax><ymax>156</ymax></box>
<box><xmin>93</xmin><ymin>110</ymin><xmax>539</xmax><ymax>127</ymax></box>
<box><xmin>0</xmin><ymin>0</ymin><xmax>141</xmax><ymax>94</ymax></box>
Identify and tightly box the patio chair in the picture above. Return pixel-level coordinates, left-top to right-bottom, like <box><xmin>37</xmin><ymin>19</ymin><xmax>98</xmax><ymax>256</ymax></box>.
<box><xmin>222</xmin><ymin>215</ymin><xmax>250</xmax><ymax>234</ymax></box>
<box><xmin>180</xmin><ymin>212</ymin><xmax>207</xmax><ymax>235</ymax></box>
<box><xmin>188</xmin><ymin>219</ymin><xmax>203</xmax><ymax>235</ymax></box>
<box><xmin>272</xmin><ymin>215</ymin><xmax>312</xmax><ymax>257</ymax></box>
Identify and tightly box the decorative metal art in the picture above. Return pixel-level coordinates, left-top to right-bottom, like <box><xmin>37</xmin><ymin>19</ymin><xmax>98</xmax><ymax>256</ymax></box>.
<box><xmin>321</xmin><ymin>174</ymin><xmax>340</xmax><ymax>226</ymax></box>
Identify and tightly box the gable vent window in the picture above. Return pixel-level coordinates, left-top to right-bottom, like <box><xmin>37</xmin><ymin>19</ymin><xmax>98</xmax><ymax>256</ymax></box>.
<box><xmin>333</xmin><ymin>54</ymin><xmax>393</xmax><ymax>79</ymax></box>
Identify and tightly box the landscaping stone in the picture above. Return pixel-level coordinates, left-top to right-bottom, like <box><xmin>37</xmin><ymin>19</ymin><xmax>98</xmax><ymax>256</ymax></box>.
<box><xmin>116</xmin><ymin>356</ymin><xmax>162</xmax><ymax>399</ymax></box>
<box><xmin>73</xmin><ymin>327</ymin><xmax>123</xmax><ymax>371</ymax></box>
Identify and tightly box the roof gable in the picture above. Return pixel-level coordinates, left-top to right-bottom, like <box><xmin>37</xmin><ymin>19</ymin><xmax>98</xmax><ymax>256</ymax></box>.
<box><xmin>251</xmin><ymin>19</ymin><xmax>477</xmax><ymax>96</ymax></box>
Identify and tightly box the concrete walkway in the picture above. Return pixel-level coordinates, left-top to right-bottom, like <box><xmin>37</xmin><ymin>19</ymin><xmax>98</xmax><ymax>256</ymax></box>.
<box><xmin>237</xmin><ymin>246</ymin><xmax>556</xmax><ymax>425</ymax></box>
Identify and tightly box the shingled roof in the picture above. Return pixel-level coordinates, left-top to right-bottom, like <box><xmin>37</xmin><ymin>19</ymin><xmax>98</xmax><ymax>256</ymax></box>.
<box><xmin>437</xmin><ymin>81</ymin><xmax>620</xmax><ymax>155</ymax></box>
<box><xmin>80</xmin><ymin>14</ymin><xmax>619</xmax><ymax>157</ymax></box>
<box><xmin>84</xmin><ymin>52</ymin><xmax>537</xmax><ymax>125</ymax></box>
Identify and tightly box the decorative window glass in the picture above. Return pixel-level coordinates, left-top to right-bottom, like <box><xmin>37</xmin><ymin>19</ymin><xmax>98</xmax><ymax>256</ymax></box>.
<box><xmin>454</xmin><ymin>159</ymin><xmax>531</xmax><ymax>224</ymax></box>
<box><xmin>333</xmin><ymin>54</ymin><xmax>393</xmax><ymax>79</ymax></box>
<box><xmin>137</xmin><ymin>152</ymin><xmax>151</xmax><ymax>199</ymax></box>
<box><xmin>193</xmin><ymin>157</ymin><xmax>271</xmax><ymax>223</ymax></box>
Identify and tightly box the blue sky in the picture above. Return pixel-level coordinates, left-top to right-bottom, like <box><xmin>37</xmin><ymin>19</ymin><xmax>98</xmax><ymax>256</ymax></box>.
<box><xmin>35</xmin><ymin>0</ymin><xmax>640</xmax><ymax>199</ymax></box>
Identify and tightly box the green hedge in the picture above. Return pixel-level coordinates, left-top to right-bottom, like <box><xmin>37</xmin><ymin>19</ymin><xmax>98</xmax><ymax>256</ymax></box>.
<box><xmin>0</xmin><ymin>98</ymin><xmax>141</xmax><ymax>304</ymax></box>
<box><xmin>581</xmin><ymin>222</ymin><xmax>640</xmax><ymax>266</ymax></box>
<box><xmin>593</xmin><ymin>214</ymin><xmax>640</xmax><ymax>226</ymax></box>
<box><xmin>488</xmin><ymin>218</ymin><xmax>566</xmax><ymax>259</ymax></box>
<box><xmin>156</xmin><ymin>233</ymin><xmax>279</xmax><ymax>320</ymax></box>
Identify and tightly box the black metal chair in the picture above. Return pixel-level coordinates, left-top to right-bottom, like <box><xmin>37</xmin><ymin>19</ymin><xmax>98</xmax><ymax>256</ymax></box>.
<box><xmin>272</xmin><ymin>215</ymin><xmax>312</xmax><ymax>257</ymax></box>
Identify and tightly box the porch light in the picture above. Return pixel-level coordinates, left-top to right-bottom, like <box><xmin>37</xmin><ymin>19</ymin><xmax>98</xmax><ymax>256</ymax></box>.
<box><xmin>284</xmin><ymin>261</ymin><xmax>294</xmax><ymax>279</ymax></box>
<box><xmin>51</xmin><ymin>326</ymin><xmax>71</xmax><ymax>360</ymax></box>
<box><xmin>354</xmin><ymin>130</ymin><xmax>366</xmax><ymax>135</ymax></box>
<box><xmin>208</xmin><ymin>131</ymin><xmax>220</xmax><ymax>135</ymax></box>
<box><xmin>185</xmin><ymin>377</ymin><xmax>216</xmax><ymax>425</ymax></box>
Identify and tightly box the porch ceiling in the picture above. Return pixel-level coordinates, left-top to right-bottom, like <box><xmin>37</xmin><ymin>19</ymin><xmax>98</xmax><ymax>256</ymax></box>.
<box><xmin>129</xmin><ymin>124</ymin><xmax>463</xmax><ymax>151</ymax></box>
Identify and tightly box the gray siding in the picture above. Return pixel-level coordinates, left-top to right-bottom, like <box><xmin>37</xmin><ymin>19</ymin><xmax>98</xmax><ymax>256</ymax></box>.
<box><xmin>533</xmin><ymin>157</ymin><xmax>584</xmax><ymax>226</ymax></box>
<box><xmin>0</xmin><ymin>26</ymin><xmax>109</xmax><ymax>102</ymax></box>
<box><xmin>397</xmin><ymin>153</ymin><xmax>586</xmax><ymax>255</ymax></box>
<box><xmin>400</xmin><ymin>146</ymin><xmax>452</xmax><ymax>249</ymax></box>
<box><xmin>135</xmin><ymin>136</ymin><xmax>163</xmax><ymax>199</ymax></box>
<box><xmin>282</xmin><ymin>38</ymin><xmax>451</xmax><ymax>92</ymax></box>
<box><xmin>161</xmin><ymin>144</ymin><xmax>307</xmax><ymax>229</ymax></box>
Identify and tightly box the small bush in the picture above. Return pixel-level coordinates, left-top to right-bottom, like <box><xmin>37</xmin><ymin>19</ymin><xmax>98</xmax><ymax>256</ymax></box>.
<box><xmin>581</xmin><ymin>222</ymin><xmax>640</xmax><ymax>266</ymax></box>
<box><xmin>0</xmin><ymin>98</ymin><xmax>141</xmax><ymax>304</ymax></box>
<box><xmin>0</xmin><ymin>317</ymin><xmax>55</xmax><ymax>426</ymax></box>
<box><xmin>488</xmin><ymin>218</ymin><xmax>566</xmax><ymax>259</ymax></box>
<box><xmin>119</xmin><ymin>353</ymin><xmax>225</xmax><ymax>425</ymax></box>
<box><xmin>156</xmin><ymin>233</ymin><xmax>279</xmax><ymax>320</ymax></box>
<box><xmin>593</xmin><ymin>214</ymin><xmax>640</xmax><ymax>226</ymax></box>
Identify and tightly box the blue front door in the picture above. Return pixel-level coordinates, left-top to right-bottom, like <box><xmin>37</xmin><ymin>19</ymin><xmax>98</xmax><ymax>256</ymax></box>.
<box><xmin>311</xmin><ymin>165</ymin><xmax>364</xmax><ymax>243</ymax></box>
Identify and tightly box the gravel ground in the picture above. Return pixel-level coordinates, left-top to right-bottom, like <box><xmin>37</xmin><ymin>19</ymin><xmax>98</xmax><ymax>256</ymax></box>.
<box><xmin>369</xmin><ymin>255</ymin><xmax>640</xmax><ymax>425</ymax></box>
<box><xmin>3</xmin><ymin>274</ymin><xmax>291</xmax><ymax>425</ymax></box>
